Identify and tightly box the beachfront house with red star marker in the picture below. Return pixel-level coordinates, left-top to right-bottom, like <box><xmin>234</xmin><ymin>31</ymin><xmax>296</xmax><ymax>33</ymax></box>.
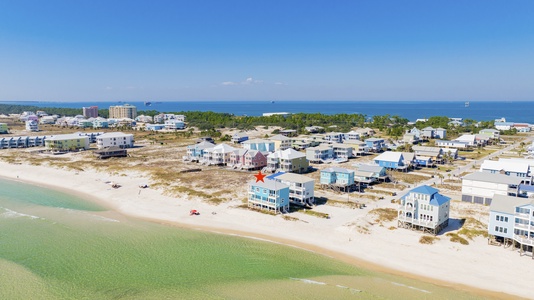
<box><xmin>248</xmin><ymin>179</ymin><xmax>290</xmax><ymax>214</ymax></box>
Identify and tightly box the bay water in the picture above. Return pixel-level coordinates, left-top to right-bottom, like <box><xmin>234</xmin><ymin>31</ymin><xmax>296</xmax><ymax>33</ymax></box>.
<box><xmin>0</xmin><ymin>178</ymin><xmax>489</xmax><ymax>299</ymax></box>
<box><xmin>2</xmin><ymin>100</ymin><xmax>533</xmax><ymax>123</ymax></box>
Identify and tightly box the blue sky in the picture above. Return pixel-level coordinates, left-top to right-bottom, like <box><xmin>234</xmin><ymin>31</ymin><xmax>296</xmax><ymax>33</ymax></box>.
<box><xmin>0</xmin><ymin>0</ymin><xmax>533</xmax><ymax>101</ymax></box>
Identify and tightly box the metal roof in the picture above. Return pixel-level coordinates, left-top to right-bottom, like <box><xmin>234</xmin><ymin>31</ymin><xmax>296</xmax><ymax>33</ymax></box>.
<box><xmin>462</xmin><ymin>172</ymin><xmax>523</xmax><ymax>185</ymax></box>
<box><xmin>490</xmin><ymin>194</ymin><xmax>534</xmax><ymax>214</ymax></box>
<box><xmin>249</xmin><ymin>179</ymin><xmax>289</xmax><ymax>191</ymax></box>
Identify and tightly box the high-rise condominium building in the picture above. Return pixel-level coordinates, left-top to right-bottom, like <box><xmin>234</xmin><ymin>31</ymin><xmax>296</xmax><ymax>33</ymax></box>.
<box><xmin>109</xmin><ymin>104</ymin><xmax>137</xmax><ymax>119</ymax></box>
<box><xmin>83</xmin><ymin>106</ymin><xmax>99</xmax><ymax>118</ymax></box>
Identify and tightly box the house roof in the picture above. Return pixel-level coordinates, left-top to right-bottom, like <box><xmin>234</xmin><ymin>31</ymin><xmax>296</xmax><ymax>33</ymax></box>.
<box><xmin>480</xmin><ymin>160</ymin><xmax>530</xmax><ymax>174</ymax></box>
<box><xmin>409</xmin><ymin>185</ymin><xmax>439</xmax><ymax>195</ymax></box>
<box><xmin>422</xmin><ymin>126</ymin><xmax>434</xmax><ymax>130</ymax></box>
<box><xmin>436</xmin><ymin>128</ymin><xmax>446</xmax><ymax>131</ymax></box>
<box><xmin>189</xmin><ymin>141</ymin><xmax>215</xmax><ymax>149</ymax></box>
<box><xmin>402</xmin><ymin>152</ymin><xmax>415</xmax><ymax>162</ymax></box>
<box><xmin>375</xmin><ymin>151</ymin><xmax>403</xmax><ymax>162</ymax></box>
<box><xmin>249</xmin><ymin>179</ymin><xmax>289</xmax><ymax>191</ymax></box>
<box><xmin>415</xmin><ymin>156</ymin><xmax>432</xmax><ymax>161</ymax></box>
<box><xmin>232</xmin><ymin>149</ymin><xmax>248</xmax><ymax>156</ymax></box>
<box><xmin>455</xmin><ymin>134</ymin><xmax>476</xmax><ymax>142</ymax></box>
<box><xmin>490</xmin><ymin>194</ymin><xmax>534</xmax><ymax>214</ymax></box>
<box><xmin>269</xmin><ymin>134</ymin><xmax>291</xmax><ymax>141</ymax></box>
<box><xmin>413</xmin><ymin>146</ymin><xmax>441</xmax><ymax>154</ymax></box>
<box><xmin>500</xmin><ymin>158</ymin><xmax>534</xmax><ymax>168</ymax></box>
<box><xmin>322</xmin><ymin>167</ymin><xmax>354</xmax><ymax>174</ymax></box>
<box><xmin>355</xmin><ymin>164</ymin><xmax>385</xmax><ymax>173</ymax></box>
<box><xmin>281</xmin><ymin>148</ymin><xmax>305</xmax><ymax>159</ymax></box>
<box><xmin>354</xmin><ymin>170</ymin><xmax>374</xmax><ymax>177</ymax></box>
<box><xmin>430</xmin><ymin>193</ymin><xmax>451</xmax><ymax>206</ymax></box>
<box><xmin>98</xmin><ymin>132</ymin><xmax>133</xmax><ymax>138</ymax></box>
<box><xmin>47</xmin><ymin>133</ymin><xmax>90</xmax><ymax>141</ymax></box>
<box><xmin>232</xmin><ymin>132</ymin><xmax>248</xmax><ymax>138</ymax></box>
<box><xmin>463</xmin><ymin>172</ymin><xmax>523</xmax><ymax>185</ymax></box>
<box><xmin>268</xmin><ymin>148</ymin><xmax>306</xmax><ymax>159</ymax></box>
<box><xmin>365</xmin><ymin>138</ymin><xmax>384</xmax><ymax>142</ymax></box>
<box><xmin>480</xmin><ymin>129</ymin><xmax>499</xmax><ymax>133</ymax></box>
<box><xmin>307</xmin><ymin>145</ymin><xmax>332</xmax><ymax>151</ymax></box>
<box><xmin>243</xmin><ymin>138</ymin><xmax>272</xmax><ymax>144</ymax></box>
<box><xmin>213</xmin><ymin>143</ymin><xmax>236</xmax><ymax>152</ymax></box>
<box><xmin>275</xmin><ymin>173</ymin><xmax>314</xmax><ymax>184</ymax></box>
<box><xmin>331</xmin><ymin>143</ymin><xmax>353</xmax><ymax>149</ymax></box>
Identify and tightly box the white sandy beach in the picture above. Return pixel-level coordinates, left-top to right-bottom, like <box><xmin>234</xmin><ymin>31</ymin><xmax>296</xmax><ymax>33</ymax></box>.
<box><xmin>0</xmin><ymin>160</ymin><xmax>531</xmax><ymax>299</ymax></box>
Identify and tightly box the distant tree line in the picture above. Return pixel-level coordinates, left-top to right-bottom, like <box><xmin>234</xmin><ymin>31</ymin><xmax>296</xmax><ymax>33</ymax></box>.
<box><xmin>0</xmin><ymin>104</ymin><xmax>109</xmax><ymax>118</ymax></box>
<box><xmin>0</xmin><ymin>104</ymin><xmax>497</xmax><ymax>137</ymax></box>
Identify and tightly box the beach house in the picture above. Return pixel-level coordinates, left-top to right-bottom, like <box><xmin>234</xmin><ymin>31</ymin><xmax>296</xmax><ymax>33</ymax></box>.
<box><xmin>164</xmin><ymin>119</ymin><xmax>185</xmax><ymax>130</ymax></box>
<box><xmin>374</xmin><ymin>151</ymin><xmax>408</xmax><ymax>171</ymax></box>
<box><xmin>96</xmin><ymin>132</ymin><xmax>134</xmax><ymax>149</ymax></box>
<box><xmin>268</xmin><ymin>134</ymin><xmax>292</xmax><ymax>150</ymax></box>
<box><xmin>320</xmin><ymin>167</ymin><xmax>355</xmax><ymax>192</ymax></box>
<box><xmin>331</xmin><ymin>143</ymin><xmax>353</xmax><ymax>159</ymax></box>
<box><xmin>403</xmin><ymin>133</ymin><xmax>419</xmax><ymax>144</ymax></box>
<box><xmin>461</xmin><ymin>172</ymin><xmax>521</xmax><ymax>205</ymax></box>
<box><xmin>92</xmin><ymin>118</ymin><xmax>109</xmax><ymax>129</ymax></box>
<box><xmin>306</xmin><ymin>145</ymin><xmax>334</xmax><ymax>163</ymax></box>
<box><xmin>266</xmin><ymin>148</ymin><xmax>308</xmax><ymax>173</ymax></box>
<box><xmin>398</xmin><ymin>185</ymin><xmax>451</xmax><ymax>235</ymax></box>
<box><xmin>495</xmin><ymin>121</ymin><xmax>514</xmax><ymax>131</ymax></box>
<box><xmin>344</xmin><ymin>131</ymin><xmax>361</xmax><ymax>143</ymax></box>
<box><xmin>268</xmin><ymin>172</ymin><xmax>315</xmax><ymax>206</ymax></box>
<box><xmin>45</xmin><ymin>133</ymin><xmax>90</xmax><ymax>151</ymax></box>
<box><xmin>242</xmin><ymin>150</ymin><xmax>267</xmax><ymax>170</ymax></box>
<box><xmin>413</xmin><ymin>146</ymin><xmax>442</xmax><ymax>161</ymax></box>
<box><xmin>353</xmin><ymin>164</ymin><xmax>388</xmax><ymax>184</ymax></box>
<box><xmin>324</xmin><ymin>132</ymin><xmax>344</xmax><ymax>144</ymax></box>
<box><xmin>229</xmin><ymin>149</ymin><xmax>248</xmax><ymax>167</ymax></box>
<box><xmin>0</xmin><ymin>123</ymin><xmax>8</xmax><ymax>134</ymax></box>
<box><xmin>243</xmin><ymin>139</ymin><xmax>275</xmax><ymax>152</ymax></box>
<box><xmin>488</xmin><ymin>194</ymin><xmax>534</xmax><ymax>256</ymax></box>
<box><xmin>435</xmin><ymin>140</ymin><xmax>469</xmax><ymax>149</ymax></box>
<box><xmin>26</xmin><ymin>120</ymin><xmax>39</xmax><ymax>132</ymax></box>
<box><xmin>186</xmin><ymin>141</ymin><xmax>215</xmax><ymax>161</ymax></box>
<box><xmin>480</xmin><ymin>159</ymin><xmax>532</xmax><ymax>185</ymax></box>
<box><xmin>479</xmin><ymin>129</ymin><xmax>500</xmax><ymax>139</ymax></box>
<box><xmin>231</xmin><ymin>132</ymin><xmax>249</xmax><ymax>144</ymax></box>
<box><xmin>202</xmin><ymin>143</ymin><xmax>236</xmax><ymax>165</ymax></box>
<box><xmin>421</xmin><ymin>127</ymin><xmax>435</xmax><ymax>140</ymax></box>
<box><xmin>248</xmin><ymin>179</ymin><xmax>290</xmax><ymax>214</ymax></box>
<box><xmin>364</xmin><ymin>138</ymin><xmax>385</xmax><ymax>152</ymax></box>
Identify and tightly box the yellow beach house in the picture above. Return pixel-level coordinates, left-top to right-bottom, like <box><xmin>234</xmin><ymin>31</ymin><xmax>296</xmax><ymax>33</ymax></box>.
<box><xmin>45</xmin><ymin>133</ymin><xmax>90</xmax><ymax>151</ymax></box>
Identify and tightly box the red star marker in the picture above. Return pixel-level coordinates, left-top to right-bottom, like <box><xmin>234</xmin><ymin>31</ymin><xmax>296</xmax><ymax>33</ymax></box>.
<box><xmin>254</xmin><ymin>170</ymin><xmax>266</xmax><ymax>183</ymax></box>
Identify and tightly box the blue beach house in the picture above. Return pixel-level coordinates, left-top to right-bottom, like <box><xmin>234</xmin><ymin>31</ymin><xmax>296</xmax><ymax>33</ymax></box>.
<box><xmin>320</xmin><ymin>167</ymin><xmax>355</xmax><ymax>186</ymax></box>
<box><xmin>374</xmin><ymin>151</ymin><xmax>406</xmax><ymax>170</ymax></box>
<box><xmin>364</xmin><ymin>138</ymin><xmax>385</xmax><ymax>152</ymax></box>
<box><xmin>248</xmin><ymin>179</ymin><xmax>290</xmax><ymax>213</ymax></box>
<box><xmin>243</xmin><ymin>139</ymin><xmax>275</xmax><ymax>152</ymax></box>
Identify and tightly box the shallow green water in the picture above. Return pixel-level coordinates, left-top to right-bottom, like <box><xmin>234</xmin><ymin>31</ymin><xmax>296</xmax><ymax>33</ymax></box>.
<box><xmin>0</xmin><ymin>178</ymin><xmax>488</xmax><ymax>299</ymax></box>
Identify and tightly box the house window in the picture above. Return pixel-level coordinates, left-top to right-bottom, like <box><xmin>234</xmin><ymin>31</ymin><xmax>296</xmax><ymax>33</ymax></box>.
<box><xmin>256</xmin><ymin>188</ymin><xmax>259</xmax><ymax>192</ymax></box>
<box><xmin>504</xmin><ymin>228</ymin><xmax>508</xmax><ymax>234</ymax></box>
<box><xmin>495</xmin><ymin>215</ymin><xmax>499</xmax><ymax>221</ymax></box>
<box><xmin>505</xmin><ymin>217</ymin><xmax>508</xmax><ymax>222</ymax></box>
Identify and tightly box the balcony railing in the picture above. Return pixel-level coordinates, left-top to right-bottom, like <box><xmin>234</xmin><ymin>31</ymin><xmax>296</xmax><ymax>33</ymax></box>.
<box><xmin>514</xmin><ymin>235</ymin><xmax>534</xmax><ymax>246</ymax></box>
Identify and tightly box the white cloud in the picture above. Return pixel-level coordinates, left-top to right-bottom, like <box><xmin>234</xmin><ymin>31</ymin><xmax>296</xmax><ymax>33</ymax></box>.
<box><xmin>105</xmin><ymin>86</ymin><xmax>113</xmax><ymax>90</ymax></box>
<box><xmin>221</xmin><ymin>81</ymin><xmax>238</xmax><ymax>86</ymax></box>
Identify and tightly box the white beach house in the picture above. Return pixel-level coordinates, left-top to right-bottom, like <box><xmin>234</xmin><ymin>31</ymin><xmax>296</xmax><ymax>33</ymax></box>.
<box><xmin>268</xmin><ymin>172</ymin><xmax>315</xmax><ymax>206</ymax></box>
<box><xmin>398</xmin><ymin>185</ymin><xmax>451</xmax><ymax>235</ymax></box>
<box><xmin>461</xmin><ymin>172</ymin><xmax>521</xmax><ymax>205</ymax></box>
<box><xmin>96</xmin><ymin>132</ymin><xmax>134</xmax><ymax>149</ymax></box>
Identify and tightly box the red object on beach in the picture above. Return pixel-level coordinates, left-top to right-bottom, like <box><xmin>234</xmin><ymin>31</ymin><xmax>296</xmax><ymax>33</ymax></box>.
<box><xmin>190</xmin><ymin>210</ymin><xmax>199</xmax><ymax>216</ymax></box>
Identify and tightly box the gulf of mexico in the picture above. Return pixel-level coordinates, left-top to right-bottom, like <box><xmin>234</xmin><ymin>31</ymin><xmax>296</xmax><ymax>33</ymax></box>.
<box><xmin>0</xmin><ymin>177</ymin><xmax>488</xmax><ymax>299</ymax></box>
<box><xmin>2</xmin><ymin>100</ymin><xmax>533</xmax><ymax>123</ymax></box>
